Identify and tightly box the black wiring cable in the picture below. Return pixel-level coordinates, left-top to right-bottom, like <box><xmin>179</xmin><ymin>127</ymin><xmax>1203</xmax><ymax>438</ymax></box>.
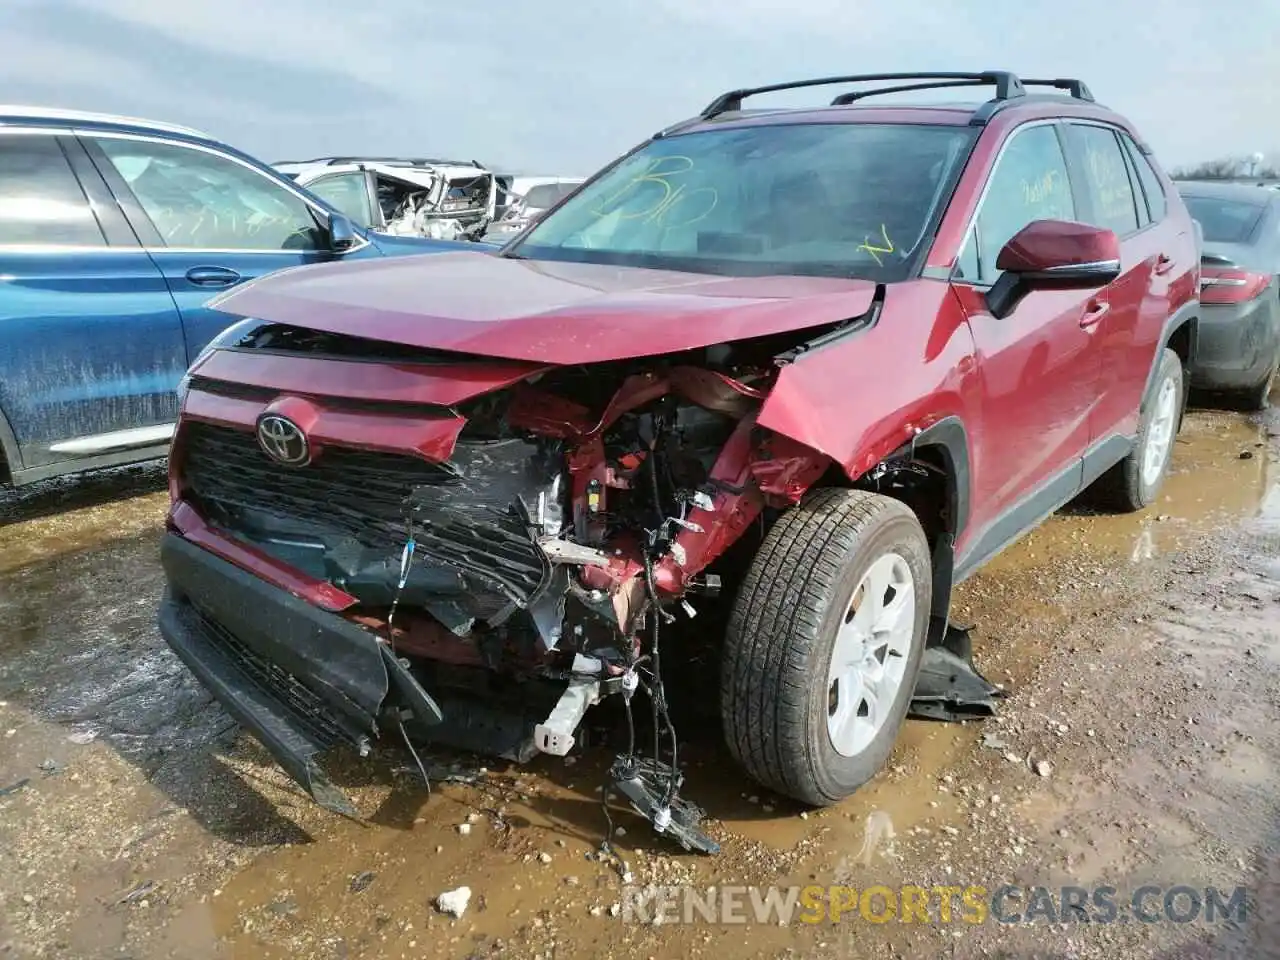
<box><xmin>385</xmin><ymin>512</ymin><xmax>418</xmax><ymax>653</ymax></box>
<box><xmin>641</xmin><ymin>560</ymin><xmax>681</xmax><ymax>808</ymax></box>
<box><xmin>643</xmin><ymin>447</ymin><xmax>685</xmax><ymax>807</ymax></box>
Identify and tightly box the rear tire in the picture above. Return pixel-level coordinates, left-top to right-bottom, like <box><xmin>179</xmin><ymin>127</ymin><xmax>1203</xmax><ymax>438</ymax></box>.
<box><xmin>721</xmin><ymin>488</ymin><xmax>931</xmax><ymax>806</ymax></box>
<box><xmin>1092</xmin><ymin>347</ymin><xmax>1183</xmax><ymax>513</ymax></box>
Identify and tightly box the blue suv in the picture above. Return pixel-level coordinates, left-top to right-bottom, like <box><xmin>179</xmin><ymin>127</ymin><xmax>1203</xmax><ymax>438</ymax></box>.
<box><xmin>0</xmin><ymin>106</ymin><xmax>469</xmax><ymax>487</ymax></box>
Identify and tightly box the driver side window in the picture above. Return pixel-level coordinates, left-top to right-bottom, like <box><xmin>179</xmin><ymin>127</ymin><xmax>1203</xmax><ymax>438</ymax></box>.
<box><xmin>92</xmin><ymin>137</ymin><xmax>325</xmax><ymax>251</ymax></box>
<box><xmin>958</xmin><ymin>124</ymin><xmax>1076</xmax><ymax>285</ymax></box>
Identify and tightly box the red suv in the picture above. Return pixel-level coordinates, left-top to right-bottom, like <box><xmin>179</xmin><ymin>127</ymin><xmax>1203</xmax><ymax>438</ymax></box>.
<box><xmin>159</xmin><ymin>72</ymin><xmax>1199</xmax><ymax>846</ymax></box>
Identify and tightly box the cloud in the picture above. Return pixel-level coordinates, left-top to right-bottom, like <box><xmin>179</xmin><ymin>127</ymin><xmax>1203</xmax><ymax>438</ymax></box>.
<box><xmin>0</xmin><ymin>0</ymin><xmax>1277</xmax><ymax>173</ymax></box>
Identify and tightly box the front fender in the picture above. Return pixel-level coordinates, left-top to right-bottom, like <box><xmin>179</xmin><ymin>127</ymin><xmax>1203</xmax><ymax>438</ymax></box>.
<box><xmin>757</xmin><ymin>281</ymin><xmax>977</xmax><ymax>494</ymax></box>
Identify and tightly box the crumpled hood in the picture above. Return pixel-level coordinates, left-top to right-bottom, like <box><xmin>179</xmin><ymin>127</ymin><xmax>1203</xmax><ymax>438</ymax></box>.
<box><xmin>209</xmin><ymin>251</ymin><xmax>879</xmax><ymax>365</ymax></box>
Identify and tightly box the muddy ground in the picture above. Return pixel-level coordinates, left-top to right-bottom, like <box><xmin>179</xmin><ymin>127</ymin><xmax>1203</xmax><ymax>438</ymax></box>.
<box><xmin>0</xmin><ymin>403</ymin><xmax>1277</xmax><ymax>960</ymax></box>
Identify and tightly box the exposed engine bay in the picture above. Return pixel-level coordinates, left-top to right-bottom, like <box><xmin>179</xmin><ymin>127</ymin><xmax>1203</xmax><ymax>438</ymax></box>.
<box><xmin>377</xmin><ymin>168</ymin><xmax>495</xmax><ymax>241</ymax></box>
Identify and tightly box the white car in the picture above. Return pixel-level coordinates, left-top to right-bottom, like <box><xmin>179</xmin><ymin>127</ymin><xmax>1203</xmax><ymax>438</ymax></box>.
<box><xmin>486</xmin><ymin>176</ymin><xmax>586</xmax><ymax>240</ymax></box>
<box><xmin>276</xmin><ymin>157</ymin><xmax>498</xmax><ymax>241</ymax></box>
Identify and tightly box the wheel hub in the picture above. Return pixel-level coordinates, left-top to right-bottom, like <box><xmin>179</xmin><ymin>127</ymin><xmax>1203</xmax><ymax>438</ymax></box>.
<box><xmin>826</xmin><ymin>552</ymin><xmax>915</xmax><ymax>758</ymax></box>
<box><xmin>1141</xmin><ymin>374</ymin><xmax>1178</xmax><ymax>488</ymax></box>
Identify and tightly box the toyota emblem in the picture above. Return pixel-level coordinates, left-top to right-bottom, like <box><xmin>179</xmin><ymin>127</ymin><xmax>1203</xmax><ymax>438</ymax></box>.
<box><xmin>256</xmin><ymin>414</ymin><xmax>310</xmax><ymax>466</ymax></box>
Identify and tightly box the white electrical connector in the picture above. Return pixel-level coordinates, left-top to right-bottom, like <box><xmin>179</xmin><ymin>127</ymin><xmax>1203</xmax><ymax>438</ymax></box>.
<box><xmin>691</xmin><ymin>491</ymin><xmax>715</xmax><ymax>512</ymax></box>
<box><xmin>652</xmin><ymin>806</ymin><xmax>672</xmax><ymax>833</ymax></box>
<box><xmin>621</xmin><ymin>669</ymin><xmax>639</xmax><ymax>695</ymax></box>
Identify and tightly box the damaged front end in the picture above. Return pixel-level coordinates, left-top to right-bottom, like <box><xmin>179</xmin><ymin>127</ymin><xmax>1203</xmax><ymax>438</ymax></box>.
<box><xmin>378</xmin><ymin>166</ymin><xmax>496</xmax><ymax>241</ymax></box>
<box><xmin>161</xmin><ymin>324</ymin><xmax>834</xmax><ymax>851</ymax></box>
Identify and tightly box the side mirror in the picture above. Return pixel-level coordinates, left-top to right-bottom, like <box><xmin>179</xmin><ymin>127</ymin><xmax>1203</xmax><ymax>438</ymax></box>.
<box><xmin>986</xmin><ymin>220</ymin><xmax>1121</xmax><ymax>319</ymax></box>
<box><xmin>328</xmin><ymin>214</ymin><xmax>358</xmax><ymax>253</ymax></box>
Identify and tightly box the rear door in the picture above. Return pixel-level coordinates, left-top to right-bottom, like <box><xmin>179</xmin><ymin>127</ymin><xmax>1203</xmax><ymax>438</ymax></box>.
<box><xmin>302</xmin><ymin>169</ymin><xmax>382</xmax><ymax>230</ymax></box>
<box><xmin>0</xmin><ymin>130</ymin><xmax>186</xmax><ymax>472</ymax></box>
<box><xmin>950</xmin><ymin>121</ymin><xmax>1104</xmax><ymax>544</ymax></box>
<box><xmin>82</xmin><ymin>133</ymin><xmax>356</xmax><ymax>359</ymax></box>
<box><xmin>1060</xmin><ymin>122</ymin><xmax>1181</xmax><ymax>450</ymax></box>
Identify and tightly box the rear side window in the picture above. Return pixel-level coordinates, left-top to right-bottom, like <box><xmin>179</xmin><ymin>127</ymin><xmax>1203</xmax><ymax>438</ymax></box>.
<box><xmin>958</xmin><ymin>124</ymin><xmax>1076</xmax><ymax>284</ymax></box>
<box><xmin>521</xmin><ymin>184</ymin><xmax>563</xmax><ymax>209</ymax></box>
<box><xmin>0</xmin><ymin>134</ymin><xmax>105</xmax><ymax>247</ymax></box>
<box><xmin>1180</xmin><ymin>196</ymin><xmax>1266</xmax><ymax>243</ymax></box>
<box><xmin>1120</xmin><ymin>135</ymin><xmax>1167</xmax><ymax>222</ymax></box>
<box><xmin>1063</xmin><ymin>124</ymin><xmax>1141</xmax><ymax>236</ymax></box>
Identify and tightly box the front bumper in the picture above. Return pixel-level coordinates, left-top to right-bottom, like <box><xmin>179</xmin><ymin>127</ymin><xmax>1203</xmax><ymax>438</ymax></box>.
<box><xmin>158</xmin><ymin>532</ymin><xmax>442</xmax><ymax>817</ymax></box>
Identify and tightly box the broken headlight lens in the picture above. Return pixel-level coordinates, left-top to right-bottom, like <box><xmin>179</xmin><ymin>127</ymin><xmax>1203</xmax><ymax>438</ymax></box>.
<box><xmin>176</xmin><ymin>318</ymin><xmax>262</xmax><ymax>408</ymax></box>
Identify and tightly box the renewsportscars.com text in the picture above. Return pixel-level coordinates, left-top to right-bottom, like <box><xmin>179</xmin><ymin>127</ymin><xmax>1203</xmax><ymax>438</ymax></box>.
<box><xmin>621</xmin><ymin>884</ymin><xmax>1250</xmax><ymax>926</ymax></box>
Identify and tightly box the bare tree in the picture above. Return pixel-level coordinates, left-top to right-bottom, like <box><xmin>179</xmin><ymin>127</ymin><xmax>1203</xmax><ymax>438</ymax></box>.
<box><xmin>1171</xmin><ymin>155</ymin><xmax>1280</xmax><ymax>180</ymax></box>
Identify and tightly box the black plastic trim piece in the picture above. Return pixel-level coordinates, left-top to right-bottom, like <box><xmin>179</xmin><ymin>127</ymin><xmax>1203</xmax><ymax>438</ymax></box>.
<box><xmin>160</xmin><ymin>533</ymin><xmax>392</xmax><ymax>725</ymax></box>
<box><xmin>79</xmin><ymin>135</ymin><xmax>164</xmax><ymax>247</ymax></box>
<box><xmin>57</xmin><ymin>134</ymin><xmax>140</xmax><ymax>247</ymax></box>
<box><xmin>1022</xmin><ymin>77</ymin><xmax>1094</xmax><ymax>101</ymax></box>
<box><xmin>701</xmin><ymin>71</ymin><xmax>1028</xmax><ymax>120</ymax></box>
<box><xmin>772</xmin><ymin>284</ymin><xmax>885</xmax><ymax>364</ymax></box>
<box><xmin>953</xmin><ymin>456</ymin><xmax>1084</xmax><ymax>583</ymax></box>
<box><xmin>0</xmin><ymin>404</ymin><xmax>21</xmax><ymax>482</ymax></box>
<box><xmin>8</xmin><ymin>446</ymin><xmax>169</xmax><ymax>486</ymax></box>
<box><xmin>1141</xmin><ymin>298</ymin><xmax>1199</xmax><ymax>410</ymax></box>
<box><xmin>830</xmin><ymin>79</ymin><xmax>991</xmax><ymax>106</ymax></box>
<box><xmin>908</xmin><ymin>416</ymin><xmax>972</xmax><ymax>540</ymax></box>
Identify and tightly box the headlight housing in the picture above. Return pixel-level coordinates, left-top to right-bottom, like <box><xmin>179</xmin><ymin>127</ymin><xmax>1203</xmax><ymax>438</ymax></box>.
<box><xmin>176</xmin><ymin>318</ymin><xmax>262</xmax><ymax>408</ymax></box>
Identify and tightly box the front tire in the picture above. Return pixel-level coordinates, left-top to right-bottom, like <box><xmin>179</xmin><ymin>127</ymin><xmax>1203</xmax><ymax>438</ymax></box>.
<box><xmin>721</xmin><ymin>488</ymin><xmax>932</xmax><ymax>806</ymax></box>
<box><xmin>1093</xmin><ymin>347</ymin><xmax>1184</xmax><ymax>513</ymax></box>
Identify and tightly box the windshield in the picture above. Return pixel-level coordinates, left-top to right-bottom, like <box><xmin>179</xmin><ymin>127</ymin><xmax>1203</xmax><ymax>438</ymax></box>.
<box><xmin>1182</xmin><ymin>195</ymin><xmax>1266</xmax><ymax>244</ymax></box>
<box><xmin>511</xmin><ymin>122</ymin><xmax>975</xmax><ymax>280</ymax></box>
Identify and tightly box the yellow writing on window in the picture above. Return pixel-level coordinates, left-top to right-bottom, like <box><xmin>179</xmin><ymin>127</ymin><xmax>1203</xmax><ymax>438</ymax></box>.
<box><xmin>590</xmin><ymin>155</ymin><xmax>718</xmax><ymax>230</ymax></box>
<box><xmin>1021</xmin><ymin>169</ymin><xmax>1062</xmax><ymax>207</ymax></box>
<box><xmin>1086</xmin><ymin>146</ymin><xmax>1134</xmax><ymax>223</ymax></box>
<box><xmin>857</xmin><ymin>223</ymin><xmax>895</xmax><ymax>266</ymax></box>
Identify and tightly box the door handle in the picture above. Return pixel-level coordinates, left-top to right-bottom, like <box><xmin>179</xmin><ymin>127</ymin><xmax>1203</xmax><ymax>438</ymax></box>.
<box><xmin>1153</xmin><ymin>254</ymin><xmax>1175</xmax><ymax>276</ymax></box>
<box><xmin>1080</xmin><ymin>300</ymin><xmax>1110</xmax><ymax>329</ymax></box>
<box><xmin>185</xmin><ymin>266</ymin><xmax>242</xmax><ymax>287</ymax></box>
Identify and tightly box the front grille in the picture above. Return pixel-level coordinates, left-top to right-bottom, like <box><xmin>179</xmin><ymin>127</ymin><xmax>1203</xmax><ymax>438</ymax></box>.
<box><xmin>182</xmin><ymin>422</ymin><xmax>454</xmax><ymax>549</ymax></box>
<box><xmin>179</xmin><ymin>422</ymin><xmax>550</xmax><ymax>605</ymax></box>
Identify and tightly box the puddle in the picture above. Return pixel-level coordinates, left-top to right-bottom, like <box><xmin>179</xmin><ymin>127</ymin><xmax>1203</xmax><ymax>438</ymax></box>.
<box><xmin>1</xmin><ymin>410</ymin><xmax>1278</xmax><ymax>959</ymax></box>
<box><xmin>0</xmin><ymin>461</ymin><xmax>167</xmax><ymax>574</ymax></box>
<box><xmin>987</xmin><ymin>411</ymin><xmax>1272</xmax><ymax>575</ymax></box>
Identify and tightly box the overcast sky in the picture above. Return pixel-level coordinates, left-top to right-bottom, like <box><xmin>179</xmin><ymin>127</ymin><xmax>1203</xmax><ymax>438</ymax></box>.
<box><xmin>1</xmin><ymin>0</ymin><xmax>1276</xmax><ymax>176</ymax></box>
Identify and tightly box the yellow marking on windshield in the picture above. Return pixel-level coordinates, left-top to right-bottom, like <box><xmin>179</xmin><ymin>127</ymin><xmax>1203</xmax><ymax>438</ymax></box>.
<box><xmin>857</xmin><ymin>224</ymin><xmax>895</xmax><ymax>266</ymax></box>
<box><xmin>591</xmin><ymin>155</ymin><xmax>719</xmax><ymax>230</ymax></box>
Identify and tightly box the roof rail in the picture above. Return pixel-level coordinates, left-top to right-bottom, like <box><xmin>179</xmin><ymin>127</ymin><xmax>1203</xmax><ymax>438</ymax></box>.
<box><xmin>701</xmin><ymin>72</ymin><xmax>1097</xmax><ymax>124</ymax></box>
<box><xmin>0</xmin><ymin>104</ymin><xmax>210</xmax><ymax>139</ymax></box>
<box><xmin>700</xmin><ymin>71</ymin><xmax>1027</xmax><ymax>119</ymax></box>
<box><xmin>323</xmin><ymin>156</ymin><xmax>484</xmax><ymax>168</ymax></box>
<box><xmin>829</xmin><ymin>78</ymin><xmax>993</xmax><ymax>105</ymax></box>
<box><xmin>274</xmin><ymin>156</ymin><xmax>485</xmax><ymax>168</ymax></box>
<box><xmin>1021</xmin><ymin>78</ymin><xmax>1094</xmax><ymax>101</ymax></box>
